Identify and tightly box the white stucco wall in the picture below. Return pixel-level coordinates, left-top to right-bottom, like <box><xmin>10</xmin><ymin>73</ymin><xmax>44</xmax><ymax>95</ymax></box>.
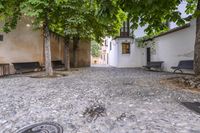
<box><xmin>149</xmin><ymin>20</ymin><xmax>196</xmax><ymax>72</ymax></box>
<box><xmin>108</xmin><ymin>38</ymin><xmax>118</xmax><ymax>66</ymax></box>
<box><xmin>117</xmin><ymin>38</ymin><xmax>145</xmax><ymax>67</ymax></box>
<box><xmin>108</xmin><ymin>37</ymin><xmax>145</xmax><ymax>68</ymax></box>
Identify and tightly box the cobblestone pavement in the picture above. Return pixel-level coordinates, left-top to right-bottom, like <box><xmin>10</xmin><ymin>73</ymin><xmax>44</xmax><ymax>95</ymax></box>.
<box><xmin>0</xmin><ymin>67</ymin><xmax>200</xmax><ymax>133</ymax></box>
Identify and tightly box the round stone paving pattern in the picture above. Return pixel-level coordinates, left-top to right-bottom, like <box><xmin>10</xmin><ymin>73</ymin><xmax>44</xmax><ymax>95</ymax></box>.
<box><xmin>16</xmin><ymin>122</ymin><xmax>63</xmax><ymax>133</ymax></box>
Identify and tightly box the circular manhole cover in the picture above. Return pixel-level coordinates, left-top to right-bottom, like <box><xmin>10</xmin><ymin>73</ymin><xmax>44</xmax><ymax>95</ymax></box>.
<box><xmin>17</xmin><ymin>122</ymin><xmax>63</xmax><ymax>133</ymax></box>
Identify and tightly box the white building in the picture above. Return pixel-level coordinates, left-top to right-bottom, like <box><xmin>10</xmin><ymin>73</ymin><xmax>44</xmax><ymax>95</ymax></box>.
<box><xmin>106</xmin><ymin>19</ymin><xmax>196</xmax><ymax>73</ymax></box>
<box><xmin>108</xmin><ymin>37</ymin><xmax>145</xmax><ymax>67</ymax></box>
<box><xmin>146</xmin><ymin>19</ymin><xmax>195</xmax><ymax>72</ymax></box>
<box><xmin>106</xmin><ymin>21</ymin><xmax>146</xmax><ymax>68</ymax></box>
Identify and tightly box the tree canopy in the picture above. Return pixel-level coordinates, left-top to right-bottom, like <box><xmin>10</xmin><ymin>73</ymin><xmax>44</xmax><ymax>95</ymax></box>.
<box><xmin>50</xmin><ymin>0</ymin><xmax>126</xmax><ymax>43</ymax></box>
<box><xmin>97</xmin><ymin>0</ymin><xmax>198</xmax><ymax>35</ymax></box>
<box><xmin>91</xmin><ymin>41</ymin><xmax>101</xmax><ymax>57</ymax></box>
<box><xmin>97</xmin><ymin>0</ymin><xmax>200</xmax><ymax>75</ymax></box>
<box><xmin>0</xmin><ymin>0</ymin><xmax>23</xmax><ymax>32</ymax></box>
<box><xmin>0</xmin><ymin>0</ymin><xmax>126</xmax><ymax>74</ymax></box>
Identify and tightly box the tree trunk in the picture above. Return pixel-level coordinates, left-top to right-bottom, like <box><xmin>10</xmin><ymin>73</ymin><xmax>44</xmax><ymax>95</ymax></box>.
<box><xmin>64</xmin><ymin>36</ymin><xmax>70</xmax><ymax>70</ymax></box>
<box><xmin>44</xmin><ymin>22</ymin><xmax>53</xmax><ymax>76</ymax></box>
<box><xmin>72</xmin><ymin>37</ymin><xmax>80</xmax><ymax>68</ymax></box>
<box><xmin>194</xmin><ymin>0</ymin><xmax>200</xmax><ymax>76</ymax></box>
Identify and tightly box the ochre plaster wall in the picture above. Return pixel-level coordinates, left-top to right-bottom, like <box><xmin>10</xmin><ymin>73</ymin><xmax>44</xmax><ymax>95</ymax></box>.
<box><xmin>0</xmin><ymin>17</ymin><xmax>90</xmax><ymax>73</ymax></box>
<box><xmin>70</xmin><ymin>40</ymin><xmax>91</xmax><ymax>67</ymax></box>
<box><xmin>0</xmin><ymin>18</ymin><xmax>43</xmax><ymax>64</ymax></box>
<box><xmin>0</xmin><ymin>18</ymin><xmax>43</xmax><ymax>73</ymax></box>
<box><xmin>76</xmin><ymin>40</ymin><xmax>91</xmax><ymax>67</ymax></box>
<box><xmin>50</xmin><ymin>34</ymin><xmax>64</xmax><ymax>62</ymax></box>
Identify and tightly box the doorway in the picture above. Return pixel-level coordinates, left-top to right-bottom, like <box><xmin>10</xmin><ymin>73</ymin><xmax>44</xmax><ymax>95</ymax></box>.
<box><xmin>147</xmin><ymin>47</ymin><xmax>151</xmax><ymax>63</ymax></box>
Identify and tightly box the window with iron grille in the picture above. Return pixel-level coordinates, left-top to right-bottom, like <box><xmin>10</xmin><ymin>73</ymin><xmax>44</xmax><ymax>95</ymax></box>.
<box><xmin>122</xmin><ymin>43</ymin><xmax>130</xmax><ymax>54</ymax></box>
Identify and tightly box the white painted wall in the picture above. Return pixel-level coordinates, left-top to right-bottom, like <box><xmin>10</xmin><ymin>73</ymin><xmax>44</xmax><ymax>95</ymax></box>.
<box><xmin>108</xmin><ymin>38</ymin><xmax>118</xmax><ymax>66</ymax></box>
<box><xmin>107</xmin><ymin>37</ymin><xmax>145</xmax><ymax>68</ymax></box>
<box><xmin>148</xmin><ymin>19</ymin><xmax>196</xmax><ymax>72</ymax></box>
<box><xmin>117</xmin><ymin>38</ymin><xmax>145</xmax><ymax>67</ymax></box>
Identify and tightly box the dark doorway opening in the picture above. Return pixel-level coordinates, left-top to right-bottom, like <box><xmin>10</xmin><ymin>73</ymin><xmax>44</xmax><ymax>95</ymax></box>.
<box><xmin>147</xmin><ymin>47</ymin><xmax>151</xmax><ymax>63</ymax></box>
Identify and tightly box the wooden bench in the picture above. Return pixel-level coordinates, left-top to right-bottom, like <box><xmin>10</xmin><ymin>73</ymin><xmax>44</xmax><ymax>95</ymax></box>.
<box><xmin>171</xmin><ymin>60</ymin><xmax>193</xmax><ymax>73</ymax></box>
<box><xmin>13</xmin><ymin>62</ymin><xmax>42</xmax><ymax>74</ymax></box>
<box><xmin>52</xmin><ymin>60</ymin><xmax>65</xmax><ymax>69</ymax></box>
<box><xmin>143</xmin><ymin>61</ymin><xmax>164</xmax><ymax>71</ymax></box>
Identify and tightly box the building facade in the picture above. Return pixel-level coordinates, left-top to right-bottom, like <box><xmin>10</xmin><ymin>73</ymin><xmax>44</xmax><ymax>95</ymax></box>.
<box><xmin>106</xmin><ymin>19</ymin><xmax>196</xmax><ymax>73</ymax></box>
<box><xmin>145</xmin><ymin>20</ymin><xmax>195</xmax><ymax>72</ymax></box>
<box><xmin>0</xmin><ymin>17</ymin><xmax>91</xmax><ymax>73</ymax></box>
<box><xmin>106</xmin><ymin>21</ymin><xmax>145</xmax><ymax>68</ymax></box>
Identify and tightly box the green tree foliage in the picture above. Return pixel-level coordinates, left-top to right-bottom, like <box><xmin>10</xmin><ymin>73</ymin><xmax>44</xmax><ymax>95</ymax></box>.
<box><xmin>0</xmin><ymin>0</ymin><xmax>23</xmax><ymax>32</ymax></box>
<box><xmin>0</xmin><ymin>0</ymin><xmax>126</xmax><ymax>71</ymax></box>
<box><xmin>123</xmin><ymin>0</ymin><xmax>198</xmax><ymax>35</ymax></box>
<box><xmin>91</xmin><ymin>41</ymin><xmax>101</xmax><ymax>57</ymax></box>
<box><xmin>50</xmin><ymin>0</ymin><xmax>126</xmax><ymax>68</ymax></box>
<box><xmin>20</xmin><ymin>0</ymin><xmax>68</xmax><ymax>76</ymax></box>
<box><xmin>97</xmin><ymin>0</ymin><xmax>196</xmax><ymax>35</ymax></box>
<box><xmin>50</xmin><ymin>0</ymin><xmax>126</xmax><ymax>42</ymax></box>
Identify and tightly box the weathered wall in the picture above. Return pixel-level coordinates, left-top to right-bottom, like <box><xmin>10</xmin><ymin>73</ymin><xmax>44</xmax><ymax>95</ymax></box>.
<box><xmin>0</xmin><ymin>18</ymin><xmax>91</xmax><ymax>73</ymax></box>
<box><xmin>77</xmin><ymin>40</ymin><xmax>91</xmax><ymax>67</ymax></box>
<box><xmin>70</xmin><ymin>40</ymin><xmax>91</xmax><ymax>67</ymax></box>
<box><xmin>0</xmin><ymin>18</ymin><xmax>43</xmax><ymax>64</ymax></box>
<box><xmin>50</xmin><ymin>34</ymin><xmax>64</xmax><ymax>62</ymax></box>
<box><xmin>147</xmin><ymin>20</ymin><xmax>196</xmax><ymax>72</ymax></box>
<box><xmin>0</xmin><ymin>18</ymin><xmax>43</xmax><ymax>73</ymax></box>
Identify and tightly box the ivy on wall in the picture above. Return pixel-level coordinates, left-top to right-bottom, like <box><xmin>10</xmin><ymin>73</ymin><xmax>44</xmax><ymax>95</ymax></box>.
<box><xmin>91</xmin><ymin>41</ymin><xmax>101</xmax><ymax>57</ymax></box>
<box><xmin>136</xmin><ymin>36</ymin><xmax>156</xmax><ymax>55</ymax></box>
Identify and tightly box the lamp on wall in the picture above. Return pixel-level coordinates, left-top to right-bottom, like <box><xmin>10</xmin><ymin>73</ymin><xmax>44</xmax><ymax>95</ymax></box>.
<box><xmin>26</xmin><ymin>24</ymin><xmax>31</xmax><ymax>27</ymax></box>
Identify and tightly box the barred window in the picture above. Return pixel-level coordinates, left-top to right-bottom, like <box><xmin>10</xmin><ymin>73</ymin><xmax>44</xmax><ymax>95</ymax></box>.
<box><xmin>122</xmin><ymin>43</ymin><xmax>130</xmax><ymax>54</ymax></box>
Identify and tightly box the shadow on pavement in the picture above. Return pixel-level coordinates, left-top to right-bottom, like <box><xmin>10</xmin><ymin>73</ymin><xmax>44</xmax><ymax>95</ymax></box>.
<box><xmin>181</xmin><ymin>102</ymin><xmax>200</xmax><ymax>114</ymax></box>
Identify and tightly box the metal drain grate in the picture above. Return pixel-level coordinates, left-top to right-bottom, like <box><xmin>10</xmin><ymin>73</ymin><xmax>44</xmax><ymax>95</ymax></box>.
<box><xmin>17</xmin><ymin>122</ymin><xmax>63</xmax><ymax>133</ymax></box>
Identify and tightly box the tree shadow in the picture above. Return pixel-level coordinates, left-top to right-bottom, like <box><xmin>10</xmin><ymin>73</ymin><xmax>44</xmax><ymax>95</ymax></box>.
<box><xmin>181</xmin><ymin>102</ymin><xmax>200</xmax><ymax>114</ymax></box>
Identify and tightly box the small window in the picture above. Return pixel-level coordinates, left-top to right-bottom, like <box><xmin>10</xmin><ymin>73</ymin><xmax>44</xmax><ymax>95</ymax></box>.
<box><xmin>122</xmin><ymin>43</ymin><xmax>130</xmax><ymax>54</ymax></box>
<box><xmin>0</xmin><ymin>35</ymin><xmax>3</xmax><ymax>41</ymax></box>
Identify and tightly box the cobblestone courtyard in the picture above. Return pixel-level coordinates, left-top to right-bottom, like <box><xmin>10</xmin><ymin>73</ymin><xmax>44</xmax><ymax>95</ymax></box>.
<box><xmin>1</xmin><ymin>67</ymin><xmax>200</xmax><ymax>133</ymax></box>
